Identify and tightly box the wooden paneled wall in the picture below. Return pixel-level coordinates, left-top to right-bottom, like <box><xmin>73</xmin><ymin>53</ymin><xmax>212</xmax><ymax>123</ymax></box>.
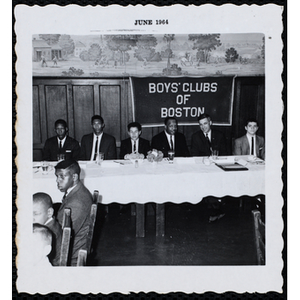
<box><xmin>33</xmin><ymin>76</ymin><xmax>265</xmax><ymax>161</ymax></box>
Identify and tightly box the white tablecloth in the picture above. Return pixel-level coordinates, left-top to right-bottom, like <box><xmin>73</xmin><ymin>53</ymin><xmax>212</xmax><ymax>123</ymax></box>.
<box><xmin>32</xmin><ymin>156</ymin><xmax>265</xmax><ymax>204</ymax></box>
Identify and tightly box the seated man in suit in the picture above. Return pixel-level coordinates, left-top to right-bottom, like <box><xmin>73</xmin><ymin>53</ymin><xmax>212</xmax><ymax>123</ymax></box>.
<box><xmin>80</xmin><ymin>115</ymin><xmax>117</xmax><ymax>160</ymax></box>
<box><xmin>55</xmin><ymin>159</ymin><xmax>93</xmax><ymax>266</ymax></box>
<box><xmin>33</xmin><ymin>192</ymin><xmax>62</xmax><ymax>266</ymax></box>
<box><xmin>151</xmin><ymin>117</ymin><xmax>189</xmax><ymax>157</ymax></box>
<box><xmin>120</xmin><ymin>122</ymin><xmax>151</xmax><ymax>159</ymax></box>
<box><xmin>42</xmin><ymin>119</ymin><xmax>81</xmax><ymax>161</ymax></box>
<box><xmin>190</xmin><ymin>113</ymin><xmax>227</xmax><ymax>157</ymax></box>
<box><xmin>233</xmin><ymin>119</ymin><xmax>265</xmax><ymax>160</ymax></box>
<box><xmin>190</xmin><ymin>114</ymin><xmax>228</xmax><ymax>222</ymax></box>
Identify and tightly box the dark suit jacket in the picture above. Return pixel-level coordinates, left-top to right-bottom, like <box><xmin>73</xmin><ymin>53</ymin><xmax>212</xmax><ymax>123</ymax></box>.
<box><xmin>233</xmin><ymin>134</ymin><xmax>265</xmax><ymax>160</ymax></box>
<box><xmin>57</xmin><ymin>181</ymin><xmax>92</xmax><ymax>266</ymax></box>
<box><xmin>46</xmin><ymin>217</ymin><xmax>62</xmax><ymax>266</ymax></box>
<box><xmin>119</xmin><ymin>137</ymin><xmax>151</xmax><ymax>159</ymax></box>
<box><xmin>80</xmin><ymin>132</ymin><xmax>117</xmax><ymax>160</ymax></box>
<box><xmin>43</xmin><ymin>136</ymin><xmax>81</xmax><ymax>161</ymax></box>
<box><xmin>190</xmin><ymin>129</ymin><xmax>227</xmax><ymax>157</ymax></box>
<box><xmin>151</xmin><ymin>131</ymin><xmax>189</xmax><ymax>157</ymax></box>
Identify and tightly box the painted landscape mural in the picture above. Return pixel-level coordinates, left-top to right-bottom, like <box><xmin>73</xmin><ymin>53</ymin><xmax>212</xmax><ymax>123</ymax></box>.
<box><xmin>32</xmin><ymin>33</ymin><xmax>265</xmax><ymax>77</ymax></box>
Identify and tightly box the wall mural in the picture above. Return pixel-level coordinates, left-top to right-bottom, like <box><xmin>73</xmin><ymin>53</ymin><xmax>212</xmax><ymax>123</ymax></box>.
<box><xmin>32</xmin><ymin>33</ymin><xmax>265</xmax><ymax>77</ymax></box>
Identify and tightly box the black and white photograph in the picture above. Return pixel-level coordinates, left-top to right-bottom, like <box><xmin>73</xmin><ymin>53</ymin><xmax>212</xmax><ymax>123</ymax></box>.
<box><xmin>14</xmin><ymin>3</ymin><xmax>283</xmax><ymax>295</ymax></box>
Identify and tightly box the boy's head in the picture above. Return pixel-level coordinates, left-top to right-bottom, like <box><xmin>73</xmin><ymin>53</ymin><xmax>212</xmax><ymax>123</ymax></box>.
<box><xmin>245</xmin><ymin>119</ymin><xmax>259</xmax><ymax>136</ymax></box>
<box><xmin>32</xmin><ymin>223</ymin><xmax>52</xmax><ymax>265</ymax></box>
<box><xmin>198</xmin><ymin>113</ymin><xmax>212</xmax><ymax>134</ymax></box>
<box><xmin>127</xmin><ymin>122</ymin><xmax>142</xmax><ymax>141</ymax></box>
<box><xmin>33</xmin><ymin>192</ymin><xmax>54</xmax><ymax>225</ymax></box>
<box><xmin>54</xmin><ymin>159</ymin><xmax>80</xmax><ymax>193</ymax></box>
<box><xmin>164</xmin><ymin>117</ymin><xmax>178</xmax><ymax>136</ymax></box>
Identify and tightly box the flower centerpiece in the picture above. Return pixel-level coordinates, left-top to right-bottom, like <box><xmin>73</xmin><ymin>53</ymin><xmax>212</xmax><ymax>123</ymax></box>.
<box><xmin>146</xmin><ymin>149</ymin><xmax>164</xmax><ymax>162</ymax></box>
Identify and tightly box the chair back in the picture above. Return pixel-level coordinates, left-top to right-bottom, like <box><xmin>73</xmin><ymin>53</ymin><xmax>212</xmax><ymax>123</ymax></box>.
<box><xmin>252</xmin><ymin>209</ymin><xmax>265</xmax><ymax>265</ymax></box>
<box><xmin>59</xmin><ymin>208</ymin><xmax>71</xmax><ymax>266</ymax></box>
<box><xmin>76</xmin><ymin>249</ymin><xmax>87</xmax><ymax>266</ymax></box>
<box><xmin>85</xmin><ymin>190</ymin><xmax>102</xmax><ymax>255</ymax></box>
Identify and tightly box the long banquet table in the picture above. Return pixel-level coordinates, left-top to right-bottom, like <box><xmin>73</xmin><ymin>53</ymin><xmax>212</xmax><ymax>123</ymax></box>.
<box><xmin>32</xmin><ymin>156</ymin><xmax>265</xmax><ymax>237</ymax></box>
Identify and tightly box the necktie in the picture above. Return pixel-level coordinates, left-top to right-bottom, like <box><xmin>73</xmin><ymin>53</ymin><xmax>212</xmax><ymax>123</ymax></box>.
<box><xmin>94</xmin><ymin>137</ymin><xmax>98</xmax><ymax>160</ymax></box>
<box><xmin>205</xmin><ymin>133</ymin><xmax>211</xmax><ymax>147</ymax></box>
<box><xmin>59</xmin><ymin>140</ymin><xmax>62</xmax><ymax>149</ymax></box>
<box><xmin>133</xmin><ymin>141</ymin><xmax>136</xmax><ymax>153</ymax></box>
<box><xmin>251</xmin><ymin>137</ymin><xmax>254</xmax><ymax>155</ymax></box>
<box><xmin>170</xmin><ymin>136</ymin><xmax>174</xmax><ymax>150</ymax></box>
<box><xmin>62</xmin><ymin>192</ymin><xmax>67</xmax><ymax>201</ymax></box>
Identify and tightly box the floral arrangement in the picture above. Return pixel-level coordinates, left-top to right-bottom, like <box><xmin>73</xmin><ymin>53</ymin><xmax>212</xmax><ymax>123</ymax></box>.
<box><xmin>146</xmin><ymin>149</ymin><xmax>164</xmax><ymax>162</ymax></box>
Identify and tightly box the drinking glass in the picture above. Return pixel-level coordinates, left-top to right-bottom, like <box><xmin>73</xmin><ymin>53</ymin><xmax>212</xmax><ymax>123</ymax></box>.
<box><xmin>168</xmin><ymin>150</ymin><xmax>175</xmax><ymax>163</ymax></box>
<box><xmin>212</xmin><ymin>149</ymin><xmax>219</xmax><ymax>160</ymax></box>
<box><xmin>41</xmin><ymin>161</ymin><xmax>49</xmax><ymax>175</ymax></box>
<box><xmin>96</xmin><ymin>152</ymin><xmax>104</xmax><ymax>165</ymax></box>
<box><xmin>203</xmin><ymin>157</ymin><xmax>211</xmax><ymax>165</ymax></box>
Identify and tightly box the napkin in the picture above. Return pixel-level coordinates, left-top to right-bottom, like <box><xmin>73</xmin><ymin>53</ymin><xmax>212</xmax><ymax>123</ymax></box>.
<box><xmin>213</xmin><ymin>156</ymin><xmax>235</xmax><ymax>165</ymax></box>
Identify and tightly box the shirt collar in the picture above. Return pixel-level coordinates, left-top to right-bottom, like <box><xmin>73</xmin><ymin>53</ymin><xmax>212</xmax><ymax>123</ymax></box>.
<box><xmin>57</xmin><ymin>136</ymin><xmax>67</xmax><ymax>144</ymax></box>
<box><xmin>44</xmin><ymin>217</ymin><xmax>53</xmax><ymax>226</ymax></box>
<box><xmin>65</xmin><ymin>183</ymin><xmax>77</xmax><ymax>198</ymax></box>
<box><xmin>203</xmin><ymin>130</ymin><xmax>211</xmax><ymax>138</ymax></box>
<box><xmin>131</xmin><ymin>138</ymin><xmax>139</xmax><ymax>144</ymax></box>
<box><xmin>164</xmin><ymin>131</ymin><xmax>174</xmax><ymax>139</ymax></box>
<box><xmin>246</xmin><ymin>133</ymin><xmax>256</xmax><ymax>138</ymax></box>
<box><xmin>94</xmin><ymin>132</ymin><xmax>103</xmax><ymax>139</ymax></box>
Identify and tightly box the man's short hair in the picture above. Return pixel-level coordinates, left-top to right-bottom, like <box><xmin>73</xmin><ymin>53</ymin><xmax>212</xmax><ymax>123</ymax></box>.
<box><xmin>164</xmin><ymin>117</ymin><xmax>177</xmax><ymax>126</ymax></box>
<box><xmin>55</xmin><ymin>119</ymin><xmax>68</xmax><ymax>128</ymax></box>
<box><xmin>127</xmin><ymin>122</ymin><xmax>142</xmax><ymax>131</ymax></box>
<box><xmin>54</xmin><ymin>159</ymin><xmax>81</xmax><ymax>177</ymax></box>
<box><xmin>33</xmin><ymin>192</ymin><xmax>53</xmax><ymax>210</ymax></box>
<box><xmin>245</xmin><ymin>118</ymin><xmax>259</xmax><ymax>127</ymax></box>
<box><xmin>91</xmin><ymin>115</ymin><xmax>104</xmax><ymax>124</ymax></box>
<box><xmin>198</xmin><ymin>113</ymin><xmax>211</xmax><ymax>122</ymax></box>
<box><xmin>33</xmin><ymin>223</ymin><xmax>52</xmax><ymax>246</ymax></box>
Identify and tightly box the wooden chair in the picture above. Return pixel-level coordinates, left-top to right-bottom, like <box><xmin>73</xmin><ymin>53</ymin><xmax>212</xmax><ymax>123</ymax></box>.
<box><xmin>85</xmin><ymin>190</ymin><xmax>102</xmax><ymax>254</ymax></box>
<box><xmin>76</xmin><ymin>190</ymin><xmax>102</xmax><ymax>266</ymax></box>
<box><xmin>76</xmin><ymin>249</ymin><xmax>87</xmax><ymax>266</ymax></box>
<box><xmin>59</xmin><ymin>208</ymin><xmax>72</xmax><ymax>266</ymax></box>
<box><xmin>252</xmin><ymin>209</ymin><xmax>265</xmax><ymax>265</ymax></box>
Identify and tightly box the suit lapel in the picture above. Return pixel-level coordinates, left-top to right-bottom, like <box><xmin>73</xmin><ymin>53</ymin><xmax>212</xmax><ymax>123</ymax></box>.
<box><xmin>99</xmin><ymin>133</ymin><xmax>106</xmax><ymax>153</ymax></box>
<box><xmin>87</xmin><ymin>134</ymin><xmax>94</xmax><ymax>158</ymax></box>
<box><xmin>255</xmin><ymin>135</ymin><xmax>262</xmax><ymax>156</ymax></box>
<box><xmin>164</xmin><ymin>132</ymin><xmax>170</xmax><ymax>150</ymax></box>
<box><xmin>243</xmin><ymin>135</ymin><xmax>250</xmax><ymax>154</ymax></box>
<box><xmin>200</xmin><ymin>131</ymin><xmax>210</xmax><ymax>152</ymax></box>
<box><xmin>64</xmin><ymin>181</ymin><xmax>82</xmax><ymax>202</ymax></box>
<box><xmin>62</xmin><ymin>136</ymin><xmax>70</xmax><ymax>150</ymax></box>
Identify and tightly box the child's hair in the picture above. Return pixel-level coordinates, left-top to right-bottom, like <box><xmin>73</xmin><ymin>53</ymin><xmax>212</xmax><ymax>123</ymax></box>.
<box><xmin>33</xmin><ymin>223</ymin><xmax>52</xmax><ymax>246</ymax></box>
<box><xmin>33</xmin><ymin>192</ymin><xmax>53</xmax><ymax>210</ymax></box>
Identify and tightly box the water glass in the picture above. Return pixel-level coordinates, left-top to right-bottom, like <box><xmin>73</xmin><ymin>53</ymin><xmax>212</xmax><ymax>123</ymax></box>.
<box><xmin>168</xmin><ymin>150</ymin><xmax>175</xmax><ymax>163</ymax></box>
<box><xmin>41</xmin><ymin>161</ymin><xmax>49</xmax><ymax>175</ymax></box>
<box><xmin>212</xmin><ymin>149</ymin><xmax>219</xmax><ymax>160</ymax></box>
<box><xmin>96</xmin><ymin>152</ymin><xmax>104</xmax><ymax>165</ymax></box>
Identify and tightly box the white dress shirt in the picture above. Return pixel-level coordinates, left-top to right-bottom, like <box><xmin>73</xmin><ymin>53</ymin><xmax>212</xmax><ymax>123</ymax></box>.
<box><xmin>246</xmin><ymin>133</ymin><xmax>257</xmax><ymax>156</ymax></box>
<box><xmin>131</xmin><ymin>138</ymin><xmax>139</xmax><ymax>153</ymax></box>
<box><xmin>164</xmin><ymin>131</ymin><xmax>175</xmax><ymax>149</ymax></box>
<box><xmin>204</xmin><ymin>130</ymin><xmax>211</xmax><ymax>141</ymax></box>
<box><xmin>57</xmin><ymin>136</ymin><xmax>67</xmax><ymax>148</ymax></box>
<box><xmin>90</xmin><ymin>133</ymin><xmax>103</xmax><ymax>161</ymax></box>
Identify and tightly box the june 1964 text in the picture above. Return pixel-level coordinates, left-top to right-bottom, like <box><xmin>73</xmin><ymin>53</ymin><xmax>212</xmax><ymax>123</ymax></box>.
<box><xmin>134</xmin><ymin>20</ymin><xmax>169</xmax><ymax>25</ymax></box>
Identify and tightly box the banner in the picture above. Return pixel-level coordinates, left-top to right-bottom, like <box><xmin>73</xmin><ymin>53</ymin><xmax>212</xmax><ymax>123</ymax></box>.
<box><xmin>130</xmin><ymin>76</ymin><xmax>235</xmax><ymax>127</ymax></box>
